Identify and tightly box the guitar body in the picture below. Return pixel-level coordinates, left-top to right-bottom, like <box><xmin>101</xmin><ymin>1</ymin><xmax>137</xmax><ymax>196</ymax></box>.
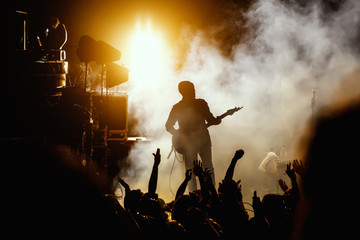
<box><xmin>172</xmin><ymin>134</ymin><xmax>186</xmax><ymax>154</ymax></box>
<box><xmin>171</xmin><ymin>106</ymin><xmax>243</xmax><ymax>154</ymax></box>
<box><xmin>172</xmin><ymin>130</ymin><xmax>207</xmax><ymax>154</ymax></box>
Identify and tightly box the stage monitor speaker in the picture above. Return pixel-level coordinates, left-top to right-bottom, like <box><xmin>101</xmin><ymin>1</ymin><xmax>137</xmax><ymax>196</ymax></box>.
<box><xmin>102</xmin><ymin>94</ymin><xmax>128</xmax><ymax>131</ymax></box>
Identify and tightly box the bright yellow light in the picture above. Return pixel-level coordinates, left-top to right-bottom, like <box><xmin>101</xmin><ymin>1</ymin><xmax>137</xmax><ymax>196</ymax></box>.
<box><xmin>128</xmin><ymin>20</ymin><xmax>168</xmax><ymax>86</ymax></box>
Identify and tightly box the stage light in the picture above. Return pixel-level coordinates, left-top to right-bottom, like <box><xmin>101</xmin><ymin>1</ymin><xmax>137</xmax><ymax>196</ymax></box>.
<box><xmin>77</xmin><ymin>35</ymin><xmax>121</xmax><ymax>64</ymax></box>
<box><xmin>77</xmin><ymin>35</ymin><xmax>124</xmax><ymax>90</ymax></box>
<box><xmin>106</xmin><ymin>63</ymin><xmax>129</xmax><ymax>88</ymax></box>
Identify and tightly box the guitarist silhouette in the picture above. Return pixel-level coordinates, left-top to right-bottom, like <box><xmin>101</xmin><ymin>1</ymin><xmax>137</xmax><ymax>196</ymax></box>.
<box><xmin>166</xmin><ymin>81</ymin><xmax>242</xmax><ymax>191</ymax></box>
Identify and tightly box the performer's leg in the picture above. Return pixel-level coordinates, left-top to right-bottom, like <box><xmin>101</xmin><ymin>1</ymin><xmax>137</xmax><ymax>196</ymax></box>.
<box><xmin>199</xmin><ymin>143</ymin><xmax>215</xmax><ymax>187</ymax></box>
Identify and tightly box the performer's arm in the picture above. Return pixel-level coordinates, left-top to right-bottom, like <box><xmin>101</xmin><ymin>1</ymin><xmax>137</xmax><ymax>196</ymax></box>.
<box><xmin>165</xmin><ymin>107</ymin><xmax>178</xmax><ymax>135</ymax></box>
<box><xmin>202</xmin><ymin>100</ymin><xmax>221</xmax><ymax>125</ymax></box>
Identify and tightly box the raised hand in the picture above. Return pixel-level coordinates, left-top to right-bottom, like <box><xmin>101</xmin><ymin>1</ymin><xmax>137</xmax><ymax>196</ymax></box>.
<box><xmin>292</xmin><ymin>159</ymin><xmax>306</xmax><ymax>178</ymax></box>
<box><xmin>285</xmin><ymin>163</ymin><xmax>296</xmax><ymax>180</ymax></box>
<box><xmin>117</xmin><ymin>176</ymin><xmax>131</xmax><ymax>193</ymax></box>
<box><xmin>278</xmin><ymin>179</ymin><xmax>289</xmax><ymax>192</ymax></box>
<box><xmin>185</xmin><ymin>168</ymin><xmax>193</xmax><ymax>181</ymax></box>
<box><xmin>193</xmin><ymin>159</ymin><xmax>204</xmax><ymax>176</ymax></box>
<box><xmin>225</xmin><ymin>148</ymin><xmax>245</xmax><ymax>180</ymax></box>
<box><xmin>152</xmin><ymin>148</ymin><xmax>161</xmax><ymax>166</ymax></box>
<box><xmin>148</xmin><ymin>148</ymin><xmax>161</xmax><ymax>196</ymax></box>
<box><xmin>286</xmin><ymin>161</ymin><xmax>300</xmax><ymax>203</ymax></box>
<box><xmin>204</xmin><ymin>168</ymin><xmax>212</xmax><ymax>180</ymax></box>
<box><xmin>233</xmin><ymin>149</ymin><xmax>245</xmax><ymax>161</ymax></box>
<box><xmin>204</xmin><ymin>168</ymin><xmax>217</xmax><ymax>197</ymax></box>
<box><xmin>252</xmin><ymin>190</ymin><xmax>264</xmax><ymax>217</ymax></box>
<box><xmin>175</xmin><ymin>169</ymin><xmax>193</xmax><ymax>200</ymax></box>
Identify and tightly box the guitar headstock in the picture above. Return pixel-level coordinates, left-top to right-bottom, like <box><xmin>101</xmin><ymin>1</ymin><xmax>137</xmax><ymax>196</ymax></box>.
<box><xmin>226</xmin><ymin>106</ymin><xmax>243</xmax><ymax>115</ymax></box>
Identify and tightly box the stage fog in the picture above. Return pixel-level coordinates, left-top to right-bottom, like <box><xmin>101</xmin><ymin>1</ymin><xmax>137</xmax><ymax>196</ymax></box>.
<box><xmin>102</xmin><ymin>0</ymin><xmax>360</xmax><ymax>203</ymax></box>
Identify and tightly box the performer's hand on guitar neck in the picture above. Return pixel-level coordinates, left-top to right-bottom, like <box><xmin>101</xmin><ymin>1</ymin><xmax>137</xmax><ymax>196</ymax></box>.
<box><xmin>214</xmin><ymin>116</ymin><xmax>222</xmax><ymax>125</ymax></box>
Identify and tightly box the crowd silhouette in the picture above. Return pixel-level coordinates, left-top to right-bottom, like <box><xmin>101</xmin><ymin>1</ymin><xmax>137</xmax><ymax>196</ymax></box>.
<box><xmin>115</xmin><ymin>147</ymin><xmax>301</xmax><ymax>240</ymax></box>
<box><xmin>4</xmin><ymin>99</ymin><xmax>360</xmax><ymax>239</ymax></box>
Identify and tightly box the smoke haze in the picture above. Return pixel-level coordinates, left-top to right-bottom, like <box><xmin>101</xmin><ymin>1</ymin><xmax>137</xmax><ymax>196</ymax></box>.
<box><xmin>116</xmin><ymin>0</ymin><xmax>360</xmax><ymax>203</ymax></box>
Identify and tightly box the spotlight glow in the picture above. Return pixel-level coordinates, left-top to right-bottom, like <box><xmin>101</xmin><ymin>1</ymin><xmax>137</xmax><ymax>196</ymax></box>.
<box><xmin>128</xmin><ymin>20</ymin><xmax>168</xmax><ymax>87</ymax></box>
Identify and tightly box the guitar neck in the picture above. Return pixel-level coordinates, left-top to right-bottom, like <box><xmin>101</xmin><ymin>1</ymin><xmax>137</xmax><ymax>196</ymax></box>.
<box><xmin>218</xmin><ymin>112</ymin><xmax>230</xmax><ymax>120</ymax></box>
<box><xmin>206</xmin><ymin>107</ymin><xmax>242</xmax><ymax>128</ymax></box>
<box><xmin>205</xmin><ymin>112</ymin><xmax>230</xmax><ymax>128</ymax></box>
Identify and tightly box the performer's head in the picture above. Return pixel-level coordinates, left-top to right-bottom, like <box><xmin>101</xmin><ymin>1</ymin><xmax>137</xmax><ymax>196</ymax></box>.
<box><xmin>178</xmin><ymin>80</ymin><xmax>195</xmax><ymax>99</ymax></box>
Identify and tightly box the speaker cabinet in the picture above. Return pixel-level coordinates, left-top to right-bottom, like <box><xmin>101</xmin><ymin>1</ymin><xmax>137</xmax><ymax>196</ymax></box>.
<box><xmin>93</xmin><ymin>93</ymin><xmax>128</xmax><ymax>133</ymax></box>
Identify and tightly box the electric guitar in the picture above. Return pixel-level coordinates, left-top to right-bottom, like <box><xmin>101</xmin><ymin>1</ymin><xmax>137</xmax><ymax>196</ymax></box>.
<box><xmin>172</xmin><ymin>106</ymin><xmax>243</xmax><ymax>154</ymax></box>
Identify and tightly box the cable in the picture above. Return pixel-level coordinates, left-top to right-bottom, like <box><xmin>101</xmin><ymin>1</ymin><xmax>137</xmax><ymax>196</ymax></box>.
<box><xmin>168</xmin><ymin>154</ymin><xmax>177</xmax><ymax>197</ymax></box>
<box><xmin>168</xmin><ymin>149</ymin><xmax>185</xmax><ymax>197</ymax></box>
<box><xmin>175</xmin><ymin>150</ymin><xmax>184</xmax><ymax>163</ymax></box>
